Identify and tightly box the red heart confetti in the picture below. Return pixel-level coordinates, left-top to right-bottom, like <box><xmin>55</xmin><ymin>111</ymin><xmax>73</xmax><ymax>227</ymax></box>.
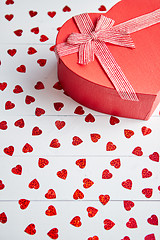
<box><xmin>109</xmin><ymin>116</ymin><xmax>120</xmax><ymax>125</ymax></box>
<box><xmin>48</xmin><ymin>11</ymin><xmax>56</xmax><ymax>18</ymax></box>
<box><xmin>0</xmin><ymin>121</ymin><xmax>8</xmax><ymax>130</ymax></box>
<box><xmin>144</xmin><ymin>233</ymin><xmax>156</xmax><ymax>240</ymax></box>
<box><xmin>126</xmin><ymin>218</ymin><xmax>137</xmax><ymax>228</ymax></box>
<box><xmin>18</xmin><ymin>199</ymin><xmax>30</xmax><ymax>210</ymax></box>
<box><xmin>142</xmin><ymin>168</ymin><xmax>152</xmax><ymax>178</ymax></box>
<box><xmin>50</xmin><ymin>139</ymin><xmax>61</xmax><ymax>148</ymax></box>
<box><xmin>4</xmin><ymin>146</ymin><xmax>14</xmax><ymax>156</ymax></box>
<box><xmin>72</xmin><ymin>136</ymin><xmax>83</xmax><ymax>146</ymax></box>
<box><xmin>106</xmin><ymin>142</ymin><xmax>116</xmax><ymax>151</ymax></box>
<box><xmin>13</xmin><ymin>85</ymin><xmax>23</xmax><ymax>93</ymax></box>
<box><xmin>54</xmin><ymin>102</ymin><xmax>64</xmax><ymax>111</ymax></box>
<box><xmin>104</xmin><ymin>219</ymin><xmax>115</xmax><ymax>230</ymax></box>
<box><xmin>142</xmin><ymin>188</ymin><xmax>153</xmax><ymax>198</ymax></box>
<box><xmin>110</xmin><ymin>158</ymin><xmax>121</xmax><ymax>169</ymax></box>
<box><xmin>98</xmin><ymin>5</ymin><xmax>107</xmax><ymax>11</ymax></box>
<box><xmin>149</xmin><ymin>152</ymin><xmax>159</xmax><ymax>162</ymax></box>
<box><xmin>57</xmin><ymin>27</ymin><xmax>61</xmax><ymax>31</ymax></box>
<box><xmin>22</xmin><ymin>143</ymin><xmax>33</xmax><ymax>153</ymax></box>
<box><xmin>16</xmin><ymin>65</ymin><xmax>26</xmax><ymax>73</ymax></box>
<box><xmin>7</xmin><ymin>49</ymin><xmax>16</xmax><ymax>56</ymax></box>
<box><xmin>74</xmin><ymin>106</ymin><xmax>85</xmax><ymax>115</ymax></box>
<box><xmin>63</xmin><ymin>6</ymin><xmax>71</xmax><ymax>12</ymax></box>
<box><xmin>73</xmin><ymin>189</ymin><xmax>84</xmax><ymax>200</ymax></box>
<box><xmin>25</xmin><ymin>95</ymin><xmax>35</xmax><ymax>104</ymax></box>
<box><xmin>70</xmin><ymin>216</ymin><xmax>82</xmax><ymax>227</ymax></box>
<box><xmin>14</xmin><ymin>29</ymin><xmax>23</xmax><ymax>37</ymax></box>
<box><xmin>49</xmin><ymin>45</ymin><xmax>55</xmax><ymax>51</ymax></box>
<box><xmin>102</xmin><ymin>169</ymin><xmax>113</xmax><ymax>179</ymax></box>
<box><xmin>123</xmin><ymin>201</ymin><xmax>134</xmax><ymax>211</ymax></box>
<box><xmin>11</xmin><ymin>165</ymin><xmax>22</xmax><ymax>175</ymax></box>
<box><xmin>47</xmin><ymin>228</ymin><xmax>58</xmax><ymax>239</ymax></box>
<box><xmin>37</xmin><ymin>59</ymin><xmax>47</xmax><ymax>67</ymax></box>
<box><xmin>38</xmin><ymin>158</ymin><xmax>49</xmax><ymax>168</ymax></box>
<box><xmin>88</xmin><ymin>236</ymin><xmax>99</xmax><ymax>240</ymax></box>
<box><xmin>31</xmin><ymin>27</ymin><xmax>39</xmax><ymax>34</ymax></box>
<box><xmin>32</xmin><ymin>126</ymin><xmax>42</xmax><ymax>136</ymax></box>
<box><xmin>24</xmin><ymin>223</ymin><xmax>36</xmax><ymax>235</ymax></box>
<box><xmin>124</xmin><ymin>129</ymin><xmax>134</xmax><ymax>138</ymax></box>
<box><xmin>45</xmin><ymin>205</ymin><xmax>57</xmax><ymax>216</ymax></box>
<box><xmin>14</xmin><ymin>118</ymin><xmax>25</xmax><ymax>128</ymax></box>
<box><xmin>53</xmin><ymin>81</ymin><xmax>63</xmax><ymax>90</ymax></box>
<box><xmin>28</xmin><ymin>179</ymin><xmax>40</xmax><ymax>189</ymax></box>
<box><xmin>75</xmin><ymin>158</ymin><xmax>86</xmax><ymax>169</ymax></box>
<box><xmin>57</xmin><ymin>169</ymin><xmax>67</xmax><ymax>180</ymax></box>
<box><xmin>35</xmin><ymin>107</ymin><xmax>45</xmax><ymax>116</ymax></box>
<box><xmin>55</xmin><ymin>120</ymin><xmax>65</xmax><ymax>130</ymax></box>
<box><xmin>0</xmin><ymin>212</ymin><xmax>7</xmax><ymax>224</ymax></box>
<box><xmin>122</xmin><ymin>179</ymin><xmax>132</xmax><ymax>190</ymax></box>
<box><xmin>87</xmin><ymin>207</ymin><xmax>98</xmax><ymax>217</ymax></box>
<box><xmin>6</xmin><ymin>0</ymin><xmax>14</xmax><ymax>5</ymax></box>
<box><xmin>85</xmin><ymin>113</ymin><xmax>95</xmax><ymax>122</ymax></box>
<box><xmin>141</xmin><ymin>126</ymin><xmax>152</xmax><ymax>136</ymax></box>
<box><xmin>83</xmin><ymin>178</ymin><xmax>94</xmax><ymax>188</ymax></box>
<box><xmin>29</xmin><ymin>10</ymin><xmax>38</xmax><ymax>17</ymax></box>
<box><xmin>99</xmin><ymin>194</ymin><xmax>110</xmax><ymax>205</ymax></box>
<box><xmin>27</xmin><ymin>47</ymin><xmax>37</xmax><ymax>55</ymax></box>
<box><xmin>0</xmin><ymin>180</ymin><xmax>5</xmax><ymax>190</ymax></box>
<box><xmin>5</xmin><ymin>101</ymin><xmax>15</xmax><ymax>110</ymax></box>
<box><xmin>5</xmin><ymin>14</ymin><xmax>14</xmax><ymax>21</ymax></box>
<box><xmin>0</xmin><ymin>82</ymin><xmax>7</xmax><ymax>91</ymax></box>
<box><xmin>45</xmin><ymin>189</ymin><xmax>56</xmax><ymax>199</ymax></box>
<box><xmin>34</xmin><ymin>81</ymin><xmax>44</xmax><ymax>90</ymax></box>
<box><xmin>40</xmin><ymin>35</ymin><xmax>49</xmax><ymax>42</ymax></box>
<box><xmin>90</xmin><ymin>133</ymin><xmax>101</xmax><ymax>143</ymax></box>
<box><xmin>132</xmin><ymin>146</ymin><xmax>143</xmax><ymax>156</ymax></box>
<box><xmin>121</xmin><ymin>237</ymin><xmax>130</xmax><ymax>240</ymax></box>
<box><xmin>147</xmin><ymin>214</ymin><xmax>158</xmax><ymax>225</ymax></box>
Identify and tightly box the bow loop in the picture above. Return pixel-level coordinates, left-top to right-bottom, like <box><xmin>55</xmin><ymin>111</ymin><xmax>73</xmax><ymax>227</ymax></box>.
<box><xmin>95</xmin><ymin>15</ymin><xmax>115</xmax><ymax>32</ymax></box>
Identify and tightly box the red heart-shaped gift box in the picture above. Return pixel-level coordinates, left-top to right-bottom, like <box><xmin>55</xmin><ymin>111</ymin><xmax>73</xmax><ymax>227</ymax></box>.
<box><xmin>56</xmin><ymin>0</ymin><xmax>160</xmax><ymax>120</ymax></box>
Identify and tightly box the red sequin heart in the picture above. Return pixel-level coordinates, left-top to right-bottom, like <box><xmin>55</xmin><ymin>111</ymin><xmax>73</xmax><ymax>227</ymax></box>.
<box><xmin>74</xmin><ymin>106</ymin><xmax>85</xmax><ymax>115</ymax></box>
<box><xmin>73</xmin><ymin>189</ymin><xmax>84</xmax><ymax>200</ymax></box>
<box><xmin>47</xmin><ymin>228</ymin><xmax>58</xmax><ymax>239</ymax></box>
<box><xmin>104</xmin><ymin>219</ymin><xmax>115</xmax><ymax>230</ymax></box>
<box><xmin>63</xmin><ymin>5</ymin><xmax>71</xmax><ymax>12</ymax></box>
<box><xmin>40</xmin><ymin>35</ymin><xmax>49</xmax><ymax>42</ymax></box>
<box><xmin>0</xmin><ymin>121</ymin><xmax>7</xmax><ymax>130</ymax></box>
<box><xmin>88</xmin><ymin>236</ymin><xmax>99</xmax><ymax>240</ymax></box>
<box><xmin>32</xmin><ymin>126</ymin><xmax>42</xmax><ymax>136</ymax></box>
<box><xmin>57</xmin><ymin>169</ymin><xmax>67</xmax><ymax>180</ymax></box>
<box><xmin>35</xmin><ymin>107</ymin><xmax>45</xmax><ymax>116</ymax></box>
<box><xmin>29</xmin><ymin>10</ymin><xmax>38</xmax><ymax>17</ymax></box>
<box><xmin>14</xmin><ymin>29</ymin><xmax>23</xmax><ymax>36</ymax></box>
<box><xmin>14</xmin><ymin>118</ymin><xmax>25</xmax><ymax>128</ymax></box>
<box><xmin>18</xmin><ymin>199</ymin><xmax>30</xmax><ymax>210</ymax></box>
<box><xmin>38</xmin><ymin>158</ymin><xmax>49</xmax><ymax>168</ymax></box>
<box><xmin>7</xmin><ymin>49</ymin><xmax>16</xmax><ymax>56</ymax></box>
<box><xmin>5</xmin><ymin>101</ymin><xmax>15</xmax><ymax>110</ymax></box>
<box><xmin>25</xmin><ymin>95</ymin><xmax>35</xmax><ymax>104</ymax></box>
<box><xmin>109</xmin><ymin>116</ymin><xmax>120</xmax><ymax>125</ymax></box>
<box><xmin>70</xmin><ymin>216</ymin><xmax>82</xmax><ymax>227</ymax></box>
<box><xmin>27</xmin><ymin>47</ymin><xmax>37</xmax><ymax>55</ymax></box>
<box><xmin>24</xmin><ymin>223</ymin><xmax>36</xmax><ymax>235</ymax></box>
<box><xmin>106</xmin><ymin>142</ymin><xmax>116</xmax><ymax>151</ymax></box>
<box><xmin>149</xmin><ymin>152</ymin><xmax>159</xmax><ymax>162</ymax></box>
<box><xmin>132</xmin><ymin>146</ymin><xmax>143</xmax><ymax>156</ymax></box>
<box><xmin>72</xmin><ymin>136</ymin><xmax>83</xmax><ymax>146</ymax></box>
<box><xmin>28</xmin><ymin>179</ymin><xmax>40</xmax><ymax>189</ymax></box>
<box><xmin>22</xmin><ymin>143</ymin><xmax>33</xmax><ymax>153</ymax></box>
<box><xmin>53</xmin><ymin>81</ymin><xmax>63</xmax><ymax>90</ymax></box>
<box><xmin>55</xmin><ymin>120</ymin><xmax>65</xmax><ymax>130</ymax></box>
<box><xmin>126</xmin><ymin>218</ymin><xmax>137</xmax><ymax>228</ymax></box>
<box><xmin>0</xmin><ymin>212</ymin><xmax>7</xmax><ymax>224</ymax></box>
<box><xmin>0</xmin><ymin>82</ymin><xmax>7</xmax><ymax>91</ymax></box>
<box><xmin>142</xmin><ymin>168</ymin><xmax>152</xmax><ymax>178</ymax></box>
<box><xmin>37</xmin><ymin>59</ymin><xmax>47</xmax><ymax>67</ymax></box>
<box><xmin>102</xmin><ymin>169</ymin><xmax>113</xmax><ymax>179</ymax></box>
<box><xmin>48</xmin><ymin>11</ymin><xmax>56</xmax><ymax>18</ymax></box>
<box><xmin>45</xmin><ymin>205</ymin><xmax>57</xmax><ymax>216</ymax></box>
<box><xmin>54</xmin><ymin>102</ymin><xmax>64</xmax><ymax>111</ymax></box>
<box><xmin>50</xmin><ymin>139</ymin><xmax>60</xmax><ymax>148</ymax></box>
<box><xmin>141</xmin><ymin>126</ymin><xmax>152</xmax><ymax>136</ymax></box>
<box><xmin>76</xmin><ymin>159</ymin><xmax>86</xmax><ymax>169</ymax></box>
<box><xmin>13</xmin><ymin>85</ymin><xmax>23</xmax><ymax>93</ymax></box>
<box><xmin>144</xmin><ymin>233</ymin><xmax>156</xmax><ymax>240</ymax></box>
<box><xmin>0</xmin><ymin>180</ymin><xmax>5</xmax><ymax>190</ymax></box>
<box><xmin>99</xmin><ymin>194</ymin><xmax>110</xmax><ymax>205</ymax></box>
<box><xmin>110</xmin><ymin>158</ymin><xmax>121</xmax><ymax>169</ymax></box>
<box><xmin>31</xmin><ymin>27</ymin><xmax>39</xmax><ymax>34</ymax></box>
<box><xmin>123</xmin><ymin>201</ymin><xmax>134</xmax><ymax>211</ymax></box>
<box><xmin>6</xmin><ymin>0</ymin><xmax>14</xmax><ymax>5</ymax></box>
<box><xmin>16</xmin><ymin>65</ymin><xmax>26</xmax><ymax>73</ymax></box>
<box><xmin>5</xmin><ymin>14</ymin><xmax>14</xmax><ymax>21</ymax></box>
<box><xmin>142</xmin><ymin>188</ymin><xmax>153</xmax><ymax>198</ymax></box>
<box><xmin>34</xmin><ymin>81</ymin><xmax>44</xmax><ymax>90</ymax></box>
<box><xmin>147</xmin><ymin>215</ymin><xmax>158</xmax><ymax>225</ymax></box>
<box><xmin>124</xmin><ymin>129</ymin><xmax>134</xmax><ymax>138</ymax></box>
<box><xmin>83</xmin><ymin>178</ymin><xmax>94</xmax><ymax>188</ymax></box>
<box><xmin>98</xmin><ymin>5</ymin><xmax>107</xmax><ymax>11</ymax></box>
<box><xmin>85</xmin><ymin>113</ymin><xmax>95</xmax><ymax>122</ymax></box>
<box><xmin>4</xmin><ymin>146</ymin><xmax>14</xmax><ymax>156</ymax></box>
<box><xmin>45</xmin><ymin>189</ymin><xmax>56</xmax><ymax>199</ymax></box>
<box><xmin>11</xmin><ymin>165</ymin><xmax>22</xmax><ymax>175</ymax></box>
<box><xmin>90</xmin><ymin>133</ymin><xmax>101</xmax><ymax>143</ymax></box>
<box><xmin>87</xmin><ymin>207</ymin><xmax>98</xmax><ymax>218</ymax></box>
<box><xmin>122</xmin><ymin>179</ymin><xmax>132</xmax><ymax>190</ymax></box>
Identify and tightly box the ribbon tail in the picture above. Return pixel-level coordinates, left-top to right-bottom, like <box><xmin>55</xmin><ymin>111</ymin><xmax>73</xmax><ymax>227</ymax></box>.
<box><xmin>79</xmin><ymin>41</ymin><xmax>95</xmax><ymax>64</ymax></box>
<box><xmin>95</xmin><ymin>41</ymin><xmax>139</xmax><ymax>101</ymax></box>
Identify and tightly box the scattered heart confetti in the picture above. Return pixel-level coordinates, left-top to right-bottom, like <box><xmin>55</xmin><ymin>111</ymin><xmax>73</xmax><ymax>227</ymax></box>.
<box><xmin>0</xmin><ymin>180</ymin><xmax>5</xmax><ymax>190</ymax></box>
<box><xmin>7</xmin><ymin>49</ymin><xmax>16</xmax><ymax>56</ymax></box>
<box><xmin>5</xmin><ymin>14</ymin><xmax>14</xmax><ymax>21</ymax></box>
<box><xmin>49</xmin><ymin>45</ymin><xmax>55</xmax><ymax>51</ymax></box>
<box><xmin>55</xmin><ymin>120</ymin><xmax>65</xmax><ymax>130</ymax></box>
<box><xmin>11</xmin><ymin>165</ymin><xmax>22</xmax><ymax>175</ymax></box>
<box><xmin>28</xmin><ymin>179</ymin><xmax>40</xmax><ymax>189</ymax></box>
<box><xmin>144</xmin><ymin>233</ymin><xmax>156</xmax><ymax>240</ymax></box>
<box><xmin>57</xmin><ymin>169</ymin><xmax>67</xmax><ymax>180</ymax></box>
<box><xmin>0</xmin><ymin>121</ymin><xmax>8</xmax><ymax>130</ymax></box>
<box><xmin>16</xmin><ymin>65</ymin><xmax>26</xmax><ymax>73</ymax></box>
<box><xmin>75</xmin><ymin>158</ymin><xmax>86</xmax><ymax>169</ymax></box>
<box><xmin>126</xmin><ymin>218</ymin><xmax>137</xmax><ymax>228</ymax></box>
<box><xmin>103</xmin><ymin>219</ymin><xmax>115</xmax><ymax>230</ymax></box>
<box><xmin>90</xmin><ymin>133</ymin><xmax>101</xmax><ymax>143</ymax></box>
<box><xmin>38</xmin><ymin>158</ymin><xmax>49</xmax><ymax>168</ymax></box>
<box><xmin>149</xmin><ymin>152</ymin><xmax>159</xmax><ymax>162</ymax></box>
<box><xmin>102</xmin><ymin>169</ymin><xmax>113</xmax><ymax>179</ymax></box>
<box><xmin>14</xmin><ymin>118</ymin><xmax>25</xmax><ymax>128</ymax></box>
<box><xmin>147</xmin><ymin>214</ymin><xmax>158</xmax><ymax>225</ymax></box>
<box><xmin>132</xmin><ymin>146</ymin><xmax>143</xmax><ymax>156</ymax></box>
<box><xmin>72</xmin><ymin>136</ymin><xmax>83</xmax><ymax>146</ymax></box>
<box><xmin>88</xmin><ymin>236</ymin><xmax>99</xmax><ymax>240</ymax></box>
<box><xmin>47</xmin><ymin>228</ymin><xmax>58</xmax><ymax>239</ymax></box>
<box><xmin>31</xmin><ymin>27</ymin><xmax>39</xmax><ymax>34</ymax></box>
<box><xmin>54</xmin><ymin>102</ymin><xmax>64</xmax><ymax>111</ymax></box>
<box><xmin>27</xmin><ymin>47</ymin><xmax>37</xmax><ymax>55</ymax></box>
<box><xmin>70</xmin><ymin>216</ymin><xmax>82</xmax><ymax>227</ymax></box>
<box><xmin>0</xmin><ymin>212</ymin><xmax>7</xmax><ymax>224</ymax></box>
<box><xmin>14</xmin><ymin>29</ymin><xmax>23</xmax><ymax>37</ymax></box>
<box><xmin>74</xmin><ymin>106</ymin><xmax>85</xmax><ymax>115</ymax></box>
<box><xmin>99</xmin><ymin>194</ymin><xmax>110</xmax><ymax>205</ymax></box>
<box><xmin>32</xmin><ymin>126</ymin><xmax>42</xmax><ymax>136</ymax></box>
<box><xmin>83</xmin><ymin>178</ymin><xmax>94</xmax><ymax>188</ymax></box>
<box><xmin>124</xmin><ymin>129</ymin><xmax>134</xmax><ymax>138</ymax></box>
<box><xmin>0</xmin><ymin>82</ymin><xmax>7</xmax><ymax>91</ymax></box>
<box><xmin>87</xmin><ymin>207</ymin><xmax>98</xmax><ymax>217</ymax></box>
<box><xmin>123</xmin><ymin>201</ymin><xmax>134</xmax><ymax>211</ymax></box>
<box><xmin>85</xmin><ymin>113</ymin><xmax>95</xmax><ymax>122</ymax></box>
<box><xmin>24</xmin><ymin>223</ymin><xmax>36</xmax><ymax>235</ymax></box>
<box><xmin>50</xmin><ymin>139</ymin><xmax>61</xmax><ymax>148</ymax></box>
<box><xmin>106</xmin><ymin>142</ymin><xmax>116</xmax><ymax>151</ymax></box>
<box><xmin>98</xmin><ymin>5</ymin><xmax>107</xmax><ymax>11</ymax></box>
<box><xmin>18</xmin><ymin>199</ymin><xmax>30</xmax><ymax>210</ymax></box>
<box><xmin>110</xmin><ymin>158</ymin><xmax>121</xmax><ymax>169</ymax></box>
<box><xmin>40</xmin><ymin>35</ymin><xmax>49</xmax><ymax>42</ymax></box>
<box><xmin>6</xmin><ymin>0</ymin><xmax>14</xmax><ymax>5</ymax></box>
<box><xmin>5</xmin><ymin>101</ymin><xmax>15</xmax><ymax>110</ymax></box>
<box><xmin>121</xmin><ymin>237</ymin><xmax>130</xmax><ymax>240</ymax></box>
<box><xmin>141</xmin><ymin>126</ymin><xmax>152</xmax><ymax>136</ymax></box>
<box><xmin>73</xmin><ymin>189</ymin><xmax>84</xmax><ymax>200</ymax></box>
<box><xmin>57</xmin><ymin>27</ymin><xmax>61</xmax><ymax>31</ymax></box>
<box><xmin>37</xmin><ymin>59</ymin><xmax>47</xmax><ymax>67</ymax></box>
<box><xmin>4</xmin><ymin>146</ymin><xmax>14</xmax><ymax>156</ymax></box>
<box><xmin>45</xmin><ymin>205</ymin><xmax>57</xmax><ymax>216</ymax></box>
<box><xmin>34</xmin><ymin>81</ymin><xmax>44</xmax><ymax>90</ymax></box>
<box><xmin>29</xmin><ymin>10</ymin><xmax>38</xmax><ymax>17</ymax></box>
<box><xmin>63</xmin><ymin>6</ymin><xmax>71</xmax><ymax>12</ymax></box>
<box><xmin>22</xmin><ymin>143</ymin><xmax>33</xmax><ymax>153</ymax></box>
<box><xmin>142</xmin><ymin>168</ymin><xmax>152</xmax><ymax>178</ymax></box>
<box><xmin>45</xmin><ymin>189</ymin><xmax>56</xmax><ymax>199</ymax></box>
<box><xmin>48</xmin><ymin>11</ymin><xmax>56</xmax><ymax>18</ymax></box>
<box><xmin>35</xmin><ymin>107</ymin><xmax>45</xmax><ymax>116</ymax></box>
<box><xmin>13</xmin><ymin>85</ymin><xmax>23</xmax><ymax>93</ymax></box>
<box><xmin>109</xmin><ymin>116</ymin><xmax>120</xmax><ymax>125</ymax></box>
<box><xmin>53</xmin><ymin>81</ymin><xmax>63</xmax><ymax>90</ymax></box>
<box><xmin>122</xmin><ymin>179</ymin><xmax>132</xmax><ymax>190</ymax></box>
<box><xmin>25</xmin><ymin>95</ymin><xmax>35</xmax><ymax>104</ymax></box>
<box><xmin>142</xmin><ymin>188</ymin><xmax>153</xmax><ymax>198</ymax></box>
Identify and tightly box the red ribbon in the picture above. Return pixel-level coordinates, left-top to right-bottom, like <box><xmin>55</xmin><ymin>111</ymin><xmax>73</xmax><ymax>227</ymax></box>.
<box><xmin>56</xmin><ymin>9</ymin><xmax>160</xmax><ymax>101</ymax></box>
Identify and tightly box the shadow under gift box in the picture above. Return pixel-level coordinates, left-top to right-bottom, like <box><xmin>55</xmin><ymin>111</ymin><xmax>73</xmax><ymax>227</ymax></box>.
<box><xmin>56</xmin><ymin>0</ymin><xmax>160</xmax><ymax>120</ymax></box>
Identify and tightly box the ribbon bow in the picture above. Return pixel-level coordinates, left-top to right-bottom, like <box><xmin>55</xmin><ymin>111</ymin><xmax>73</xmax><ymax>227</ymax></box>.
<box><xmin>56</xmin><ymin>9</ymin><xmax>160</xmax><ymax>101</ymax></box>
